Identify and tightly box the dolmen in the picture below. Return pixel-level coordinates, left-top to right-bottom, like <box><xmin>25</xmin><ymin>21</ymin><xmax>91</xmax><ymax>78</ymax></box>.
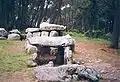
<box><xmin>25</xmin><ymin>22</ymin><xmax>75</xmax><ymax>67</ymax></box>
<box><xmin>25</xmin><ymin>23</ymin><xmax>101</xmax><ymax>82</ymax></box>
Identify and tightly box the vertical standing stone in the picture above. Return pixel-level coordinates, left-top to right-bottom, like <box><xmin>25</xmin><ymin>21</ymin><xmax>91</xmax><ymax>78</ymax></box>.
<box><xmin>49</xmin><ymin>31</ymin><xmax>59</xmax><ymax>37</ymax></box>
<box><xmin>41</xmin><ymin>31</ymin><xmax>49</xmax><ymax>36</ymax></box>
<box><xmin>64</xmin><ymin>47</ymin><xmax>73</xmax><ymax>64</ymax></box>
<box><xmin>33</xmin><ymin>32</ymin><xmax>41</xmax><ymax>37</ymax></box>
<box><xmin>26</xmin><ymin>32</ymin><xmax>33</xmax><ymax>38</ymax></box>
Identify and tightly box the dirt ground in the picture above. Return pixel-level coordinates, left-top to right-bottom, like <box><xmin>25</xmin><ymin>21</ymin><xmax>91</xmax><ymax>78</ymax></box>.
<box><xmin>74</xmin><ymin>41</ymin><xmax>120</xmax><ymax>82</ymax></box>
<box><xmin>0</xmin><ymin>40</ymin><xmax>120</xmax><ymax>82</ymax></box>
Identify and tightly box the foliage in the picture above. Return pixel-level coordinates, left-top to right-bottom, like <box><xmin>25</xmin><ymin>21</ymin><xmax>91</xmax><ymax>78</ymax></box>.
<box><xmin>68</xmin><ymin>31</ymin><xmax>110</xmax><ymax>45</ymax></box>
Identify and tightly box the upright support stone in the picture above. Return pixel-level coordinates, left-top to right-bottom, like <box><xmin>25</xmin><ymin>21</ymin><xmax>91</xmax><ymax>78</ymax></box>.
<box><xmin>25</xmin><ymin>40</ymin><xmax>37</xmax><ymax>54</ymax></box>
<box><xmin>64</xmin><ymin>47</ymin><xmax>73</xmax><ymax>64</ymax></box>
<box><xmin>27</xmin><ymin>53</ymin><xmax>37</xmax><ymax>67</ymax></box>
<box><xmin>33</xmin><ymin>32</ymin><xmax>41</xmax><ymax>37</ymax></box>
<box><xmin>49</xmin><ymin>31</ymin><xmax>59</xmax><ymax>37</ymax></box>
<box><xmin>26</xmin><ymin>32</ymin><xmax>33</xmax><ymax>38</ymax></box>
<box><xmin>41</xmin><ymin>31</ymin><xmax>49</xmax><ymax>36</ymax></box>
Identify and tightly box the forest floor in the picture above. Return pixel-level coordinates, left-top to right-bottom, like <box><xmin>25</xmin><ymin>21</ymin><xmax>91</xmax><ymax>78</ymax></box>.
<box><xmin>74</xmin><ymin>40</ymin><xmax>120</xmax><ymax>82</ymax></box>
<box><xmin>0</xmin><ymin>39</ymin><xmax>120</xmax><ymax>82</ymax></box>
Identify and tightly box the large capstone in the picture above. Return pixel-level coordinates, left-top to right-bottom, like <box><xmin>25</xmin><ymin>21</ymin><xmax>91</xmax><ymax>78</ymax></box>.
<box><xmin>40</xmin><ymin>22</ymin><xmax>66</xmax><ymax>31</ymax></box>
<box><xmin>27</xmin><ymin>36</ymin><xmax>75</xmax><ymax>47</ymax></box>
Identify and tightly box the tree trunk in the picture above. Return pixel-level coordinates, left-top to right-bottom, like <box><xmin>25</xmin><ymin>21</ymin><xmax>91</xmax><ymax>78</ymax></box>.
<box><xmin>111</xmin><ymin>0</ymin><xmax>120</xmax><ymax>49</ymax></box>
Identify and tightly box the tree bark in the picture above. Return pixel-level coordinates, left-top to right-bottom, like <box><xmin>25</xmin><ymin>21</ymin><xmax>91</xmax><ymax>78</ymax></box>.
<box><xmin>111</xmin><ymin>0</ymin><xmax>120</xmax><ymax>49</ymax></box>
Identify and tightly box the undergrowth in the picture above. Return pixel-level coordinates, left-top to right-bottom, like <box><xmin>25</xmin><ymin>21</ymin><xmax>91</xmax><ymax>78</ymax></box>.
<box><xmin>67</xmin><ymin>31</ymin><xmax>110</xmax><ymax>44</ymax></box>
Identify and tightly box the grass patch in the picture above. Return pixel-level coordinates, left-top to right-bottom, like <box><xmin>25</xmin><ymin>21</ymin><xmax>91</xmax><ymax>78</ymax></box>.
<box><xmin>0</xmin><ymin>40</ymin><xmax>29</xmax><ymax>73</ymax></box>
<box><xmin>67</xmin><ymin>31</ymin><xmax>110</xmax><ymax>44</ymax></box>
<box><xmin>0</xmin><ymin>40</ymin><xmax>14</xmax><ymax>46</ymax></box>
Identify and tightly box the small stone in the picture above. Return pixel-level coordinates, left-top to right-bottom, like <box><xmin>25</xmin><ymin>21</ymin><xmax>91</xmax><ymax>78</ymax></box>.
<box><xmin>44</xmin><ymin>61</ymin><xmax>54</xmax><ymax>67</ymax></box>
<box><xmin>65</xmin><ymin>79</ymin><xmax>70</xmax><ymax>82</ymax></box>
<box><xmin>40</xmin><ymin>22</ymin><xmax>66</xmax><ymax>31</ymax></box>
<box><xmin>27</xmin><ymin>60</ymin><xmax>37</xmax><ymax>67</ymax></box>
<box><xmin>100</xmin><ymin>70</ymin><xmax>108</xmax><ymax>74</ymax></box>
<box><xmin>76</xmin><ymin>67</ymin><xmax>101</xmax><ymax>81</ymax></box>
<box><xmin>29</xmin><ymin>53</ymin><xmax>37</xmax><ymax>60</ymax></box>
<box><xmin>72</xmin><ymin>59</ymin><xmax>84</xmax><ymax>65</ymax></box>
<box><xmin>72</xmin><ymin>74</ymin><xmax>78</xmax><ymax>80</ymax></box>
<box><xmin>26</xmin><ymin>28</ymin><xmax>39</xmax><ymax>33</ymax></box>
<box><xmin>50</xmin><ymin>47</ymin><xmax>58</xmax><ymax>55</ymax></box>
<box><xmin>65</xmin><ymin>75</ymin><xmax>72</xmax><ymax>82</ymax></box>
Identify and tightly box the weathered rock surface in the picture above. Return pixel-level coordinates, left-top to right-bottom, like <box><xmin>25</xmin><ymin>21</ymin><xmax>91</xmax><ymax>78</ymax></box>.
<box><xmin>33</xmin><ymin>32</ymin><xmax>41</xmax><ymax>37</ymax></box>
<box><xmin>7</xmin><ymin>33</ymin><xmax>20</xmax><ymax>40</ymax></box>
<box><xmin>26</xmin><ymin>32</ymin><xmax>33</xmax><ymax>38</ymax></box>
<box><xmin>41</xmin><ymin>31</ymin><xmax>49</xmax><ymax>36</ymax></box>
<box><xmin>40</xmin><ymin>22</ymin><xmax>66</xmax><ymax>31</ymax></box>
<box><xmin>0</xmin><ymin>37</ymin><xmax>7</xmax><ymax>40</ymax></box>
<box><xmin>0</xmin><ymin>28</ymin><xmax>8</xmax><ymax>37</ymax></box>
<box><xmin>50</xmin><ymin>47</ymin><xmax>58</xmax><ymax>55</ymax></box>
<box><xmin>27</xmin><ymin>60</ymin><xmax>37</xmax><ymax>67</ymax></box>
<box><xmin>35</xmin><ymin>64</ymin><xmax>80</xmax><ymax>81</ymax></box>
<box><xmin>25</xmin><ymin>28</ymin><xmax>39</xmax><ymax>33</ymax></box>
<box><xmin>9</xmin><ymin>29</ymin><xmax>21</xmax><ymax>34</ymax></box>
<box><xmin>64</xmin><ymin>47</ymin><xmax>73</xmax><ymax>64</ymax></box>
<box><xmin>49</xmin><ymin>31</ymin><xmax>59</xmax><ymax>37</ymax></box>
<box><xmin>34</xmin><ymin>64</ymin><xmax>100</xmax><ymax>82</ymax></box>
<box><xmin>76</xmin><ymin>67</ymin><xmax>100</xmax><ymax>81</ymax></box>
<box><xmin>27</xmin><ymin>36</ymin><xmax>75</xmax><ymax>46</ymax></box>
<box><xmin>25</xmin><ymin>40</ymin><xmax>37</xmax><ymax>54</ymax></box>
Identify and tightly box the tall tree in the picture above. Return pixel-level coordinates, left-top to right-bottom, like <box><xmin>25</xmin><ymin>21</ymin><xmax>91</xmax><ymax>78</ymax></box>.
<box><xmin>111</xmin><ymin>0</ymin><xmax>120</xmax><ymax>48</ymax></box>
